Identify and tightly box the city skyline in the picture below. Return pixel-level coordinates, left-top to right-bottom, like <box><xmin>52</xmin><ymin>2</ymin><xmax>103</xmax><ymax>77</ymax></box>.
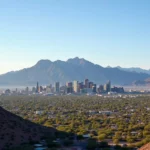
<box><xmin>2</xmin><ymin>79</ymin><xmax>124</xmax><ymax>96</ymax></box>
<box><xmin>1</xmin><ymin>0</ymin><xmax>150</xmax><ymax>74</ymax></box>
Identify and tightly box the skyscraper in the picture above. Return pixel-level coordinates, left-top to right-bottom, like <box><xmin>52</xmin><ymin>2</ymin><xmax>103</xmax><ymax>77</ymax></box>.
<box><xmin>73</xmin><ymin>81</ymin><xmax>79</xmax><ymax>93</ymax></box>
<box><xmin>104</xmin><ymin>84</ymin><xmax>107</xmax><ymax>92</ymax></box>
<box><xmin>36</xmin><ymin>82</ymin><xmax>40</xmax><ymax>93</ymax></box>
<box><xmin>78</xmin><ymin>82</ymin><xmax>84</xmax><ymax>90</ymax></box>
<box><xmin>92</xmin><ymin>84</ymin><xmax>97</xmax><ymax>93</ymax></box>
<box><xmin>66</xmin><ymin>82</ymin><xmax>73</xmax><ymax>93</ymax></box>
<box><xmin>55</xmin><ymin>82</ymin><xmax>60</xmax><ymax>93</ymax></box>
<box><xmin>89</xmin><ymin>82</ymin><xmax>93</xmax><ymax>89</ymax></box>
<box><xmin>98</xmin><ymin>85</ymin><xmax>104</xmax><ymax>93</ymax></box>
<box><xmin>32</xmin><ymin>87</ymin><xmax>36</xmax><ymax>93</ymax></box>
<box><xmin>104</xmin><ymin>81</ymin><xmax>111</xmax><ymax>92</ymax></box>
<box><xmin>25</xmin><ymin>87</ymin><xmax>29</xmax><ymax>94</ymax></box>
<box><xmin>107</xmin><ymin>80</ymin><xmax>111</xmax><ymax>92</ymax></box>
<box><xmin>84</xmin><ymin>79</ymin><xmax>89</xmax><ymax>88</ymax></box>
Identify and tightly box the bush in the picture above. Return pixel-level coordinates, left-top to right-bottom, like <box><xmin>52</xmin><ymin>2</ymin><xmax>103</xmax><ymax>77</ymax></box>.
<box><xmin>87</xmin><ymin>138</ymin><xmax>97</xmax><ymax>150</ymax></box>
<box><xmin>98</xmin><ymin>141</ymin><xmax>109</xmax><ymax>148</ymax></box>
<box><xmin>63</xmin><ymin>139</ymin><xmax>73</xmax><ymax>146</ymax></box>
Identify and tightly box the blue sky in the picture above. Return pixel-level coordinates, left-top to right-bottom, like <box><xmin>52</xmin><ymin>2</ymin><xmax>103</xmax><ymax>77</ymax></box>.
<box><xmin>0</xmin><ymin>0</ymin><xmax>150</xmax><ymax>74</ymax></box>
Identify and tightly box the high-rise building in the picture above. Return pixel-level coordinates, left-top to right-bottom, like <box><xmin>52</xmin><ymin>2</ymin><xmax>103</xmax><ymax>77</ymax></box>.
<box><xmin>55</xmin><ymin>82</ymin><xmax>60</xmax><ymax>93</ymax></box>
<box><xmin>104</xmin><ymin>81</ymin><xmax>111</xmax><ymax>92</ymax></box>
<box><xmin>46</xmin><ymin>86</ymin><xmax>51</xmax><ymax>93</ymax></box>
<box><xmin>97</xmin><ymin>85</ymin><xmax>104</xmax><ymax>93</ymax></box>
<box><xmin>89</xmin><ymin>82</ymin><xmax>93</xmax><ymax>88</ymax></box>
<box><xmin>84</xmin><ymin>79</ymin><xmax>89</xmax><ymax>88</ymax></box>
<box><xmin>104</xmin><ymin>84</ymin><xmax>107</xmax><ymax>91</ymax></box>
<box><xmin>78</xmin><ymin>82</ymin><xmax>84</xmax><ymax>90</ymax></box>
<box><xmin>66</xmin><ymin>82</ymin><xmax>73</xmax><ymax>93</ymax></box>
<box><xmin>73</xmin><ymin>81</ymin><xmax>79</xmax><ymax>93</ymax></box>
<box><xmin>66</xmin><ymin>87</ymin><xmax>72</xmax><ymax>93</ymax></box>
<box><xmin>25</xmin><ymin>87</ymin><xmax>29</xmax><ymax>94</ymax></box>
<box><xmin>40</xmin><ymin>86</ymin><xmax>43</xmax><ymax>92</ymax></box>
<box><xmin>107</xmin><ymin>80</ymin><xmax>111</xmax><ymax>92</ymax></box>
<box><xmin>36</xmin><ymin>82</ymin><xmax>40</xmax><ymax>93</ymax></box>
<box><xmin>66</xmin><ymin>82</ymin><xmax>73</xmax><ymax>88</ymax></box>
<box><xmin>49</xmin><ymin>84</ymin><xmax>52</xmax><ymax>88</ymax></box>
<box><xmin>32</xmin><ymin>87</ymin><xmax>36</xmax><ymax>93</ymax></box>
<box><xmin>92</xmin><ymin>84</ymin><xmax>97</xmax><ymax>93</ymax></box>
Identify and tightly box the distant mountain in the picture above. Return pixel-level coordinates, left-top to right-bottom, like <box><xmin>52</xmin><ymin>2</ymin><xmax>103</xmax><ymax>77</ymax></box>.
<box><xmin>116</xmin><ymin>66</ymin><xmax>150</xmax><ymax>75</ymax></box>
<box><xmin>0</xmin><ymin>57</ymin><xmax>149</xmax><ymax>85</ymax></box>
<box><xmin>0</xmin><ymin>106</ymin><xmax>56</xmax><ymax>149</ymax></box>
<box><xmin>132</xmin><ymin>78</ymin><xmax>150</xmax><ymax>86</ymax></box>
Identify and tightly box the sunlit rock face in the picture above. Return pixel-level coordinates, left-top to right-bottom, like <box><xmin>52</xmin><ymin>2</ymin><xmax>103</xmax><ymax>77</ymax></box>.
<box><xmin>139</xmin><ymin>143</ymin><xmax>150</xmax><ymax>150</ymax></box>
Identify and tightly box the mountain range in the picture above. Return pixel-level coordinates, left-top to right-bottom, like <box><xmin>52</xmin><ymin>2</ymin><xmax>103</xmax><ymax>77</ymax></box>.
<box><xmin>115</xmin><ymin>66</ymin><xmax>150</xmax><ymax>75</ymax></box>
<box><xmin>0</xmin><ymin>57</ymin><xmax>150</xmax><ymax>86</ymax></box>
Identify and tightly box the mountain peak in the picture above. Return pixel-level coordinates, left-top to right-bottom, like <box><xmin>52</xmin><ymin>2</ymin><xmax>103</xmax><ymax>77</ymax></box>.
<box><xmin>67</xmin><ymin>57</ymin><xmax>84</xmax><ymax>61</ymax></box>
<box><xmin>35</xmin><ymin>59</ymin><xmax>52</xmax><ymax>67</ymax></box>
<box><xmin>36</xmin><ymin>59</ymin><xmax>51</xmax><ymax>64</ymax></box>
<box><xmin>106</xmin><ymin>66</ymin><xmax>112</xmax><ymax>68</ymax></box>
<box><xmin>67</xmin><ymin>57</ymin><xmax>92</xmax><ymax>66</ymax></box>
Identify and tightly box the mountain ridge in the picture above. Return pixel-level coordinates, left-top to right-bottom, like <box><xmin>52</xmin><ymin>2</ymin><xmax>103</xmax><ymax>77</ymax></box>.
<box><xmin>0</xmin><ymin>57</ymin><xmax>149</xmax><ymax>86</ymax></box>
<box><xmin>0</xmin><ymin>106</ymin><xmax>56</xmax><ymax>149</ymax></box>
<box><xmin>115</xmin><ymin>66</ymin><xmax>150</xmax><ymax>75</ymax></box>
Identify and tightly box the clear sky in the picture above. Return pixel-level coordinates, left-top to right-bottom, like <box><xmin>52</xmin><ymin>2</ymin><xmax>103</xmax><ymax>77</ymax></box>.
<box><xmin>0</xmin><ymin>0</ymin><xmax>150</xmax><ymax>74</ymax></box>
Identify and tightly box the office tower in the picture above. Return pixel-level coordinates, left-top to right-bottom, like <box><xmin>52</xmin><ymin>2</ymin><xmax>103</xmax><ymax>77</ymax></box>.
<box><xmin>98</xmin><ymin>85</ymin><xmax>104</xmax><ymax>93</ymax></box>
<box><xmin>78</xmin><ymin>82</ymin><xmax>84</xmax><ymax>90</ymax></box>
<box><xmin>104</xmin><ymin>81</ymin><xmax>111</xmax><ymax>92</ymax></box>
<box><xmin>66</xmin><ymin>82</ymin><xmax>73</xmax><ymax>93</ymax></box>
<box><xmin>46</xmin><ymin>86</ymin><xmax>51</xmax><ymax>93</ymax></box>
<box><xmin>36</xmin><ymin>82</ymin><xmax>39</xmax><ymax>93</ymax></box>
<box><xmin>92</xmin><ymin>84</ymin><xmax>97</xmax><ymax>93</ymax></box>
<box><xmin>25</xmin><ymin>87</ymin><xmax>29</xmax><ymax>94</ymax></box>
<box><xmin>40</xmin><ymin>86</ymin><xmax>43</xmax><ymax>92</ymax></box>
<box><xmin>66</xmin><ymin>82</ymin><xmax>73</xmax><ymax>87</ymax></box>
<box><xmin>55</xmin><ymin>82</ymin><xmax>60</xmax><ymax>93</ymax></box>
<box><xmin>89</xmin><ymin>82</ymin><xmax>93</xmax><ymax>88</ymax></box>
<box><xmin>66</xmin><ymin>87</ymin><xmax>72</xmax><ymax>93</ymax></box>
<box><xmin>32</xmin><ymin>87</ymin><xmax>36</xmax><ymax>93</ymax></box>
<box><xmin>99</xmin><ymin>85</ymin><xmax>104</xmax><ymax>91</ymax></box>
<box><xmin>49</xmin><ymin>84</ymin><xmax>52</xmax><ymax>88</ymax></box>
<box><xmin>104</xmin><ymin>84</ymin><xmax>107</xmax><ymax>91</ymax></box>
<box><xmin>84</xmin><ymin>79</ymin><xmax>89</xmax><ymax>88</ymax></box>
<box><xmin>107</xmin><ymin>80</ymin><xmax>111</xmax><ymax>92</ymax></box>
<box><xmin>73</xmin><ymin>81</ymin><xmax>79</xmax><ymax>93</ymax></box>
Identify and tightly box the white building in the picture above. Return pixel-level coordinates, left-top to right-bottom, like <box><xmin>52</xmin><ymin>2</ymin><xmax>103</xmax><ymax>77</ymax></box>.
<box><xmin>99</xmin><ymin>111</ymin><xmax>113</xmax><ymax>115</ymax></box>
<box><xmin>35</xmin><ymin>110</ymin><xmax>44</xmax><ymax>115</ymax></box>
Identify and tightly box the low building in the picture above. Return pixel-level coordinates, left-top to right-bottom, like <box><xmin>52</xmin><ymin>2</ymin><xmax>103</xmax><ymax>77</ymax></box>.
<box><xmin>35</xmin><ymin>110</ymin><xmax>44</xmax><ymax>115</ymax></box>
<box><xmin>83</xmin><ymin>134</ymin><xmax>91</xmax><ymax>138</ymax></box>
<box><xmin>111</xmin><ymin>86</ymin><xmax>124</xmax><ymax>93</ymax></box>
<box><xmin>89</xmin><ymin>110</ymin><xmax>98</xmax><ymax>115</ymax></box>
<box><xmin>99</xmin><ymin>111</ymin><xmax>113</xmax><ymax>116</ymax></box>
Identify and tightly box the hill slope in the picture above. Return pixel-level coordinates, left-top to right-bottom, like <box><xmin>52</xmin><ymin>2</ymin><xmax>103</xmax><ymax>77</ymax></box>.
<box><xmin>132</xmin><ymin>78</ymin><xmax>150</xmax><ymax>86</ymax></box>
<box><xmin>0</xmin><ymin>106</ymin><xmax>56</xmax><ymax>150</ymax></box>
<box><xmin>0</xmin><ymin>57</ymin><xmax>149</xmax><ymax>85</ymax></box>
